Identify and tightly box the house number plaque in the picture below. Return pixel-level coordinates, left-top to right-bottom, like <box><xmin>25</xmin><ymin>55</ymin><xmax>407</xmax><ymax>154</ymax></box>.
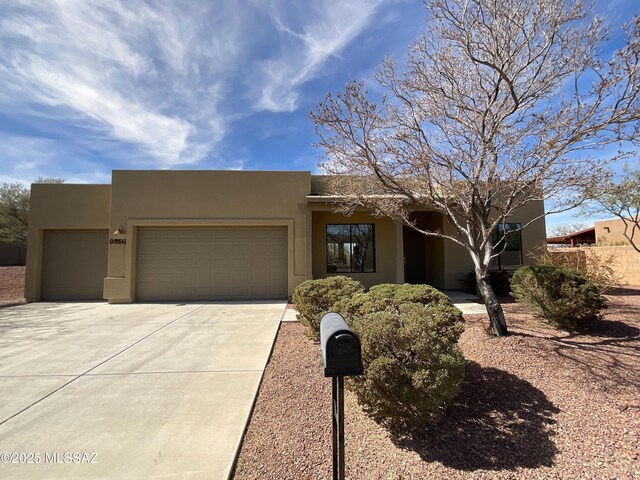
<box><xmin>109</xmin><ymin>239</ymin><xmax>127</xmax><ymax>245</ymax></box>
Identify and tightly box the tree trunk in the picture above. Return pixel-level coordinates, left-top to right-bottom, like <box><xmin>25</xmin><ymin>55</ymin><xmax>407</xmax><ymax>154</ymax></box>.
<box><xmin>476</xmin><ymin>274</ymin><xmax>508</xmax><ymax>336</ymax></box>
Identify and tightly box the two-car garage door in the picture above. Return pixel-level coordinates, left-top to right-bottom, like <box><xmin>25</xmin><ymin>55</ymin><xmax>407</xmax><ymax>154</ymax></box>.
<box><xmin>136</xmin><ymin>227</ymin><xmax>287</xmax><ymax>301</ymax></box>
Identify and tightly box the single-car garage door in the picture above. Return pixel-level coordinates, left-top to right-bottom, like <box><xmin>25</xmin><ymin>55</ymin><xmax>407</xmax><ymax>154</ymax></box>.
<box><xmin>136</xmin><ymin>227</ymin><xmax>287</xmax><ymax>301</ymax></box>
<box><xmin>41</xmin><ymin>230</ymin><xmax>109</xmax><ymax>300</ymax></box>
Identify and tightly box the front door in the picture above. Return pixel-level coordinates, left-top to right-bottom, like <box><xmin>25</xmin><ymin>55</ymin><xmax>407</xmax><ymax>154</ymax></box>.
<box><xmin>403</xmin><ymin>226</ymin><xmax>427</xmax><ymax>284</ymax></box>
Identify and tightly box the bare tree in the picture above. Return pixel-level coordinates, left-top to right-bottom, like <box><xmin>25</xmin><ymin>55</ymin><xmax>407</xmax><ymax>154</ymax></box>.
<box><xmin>548</xmin><ymin>222</ymin><xmax>590</xmax><ymax>237</ymax></box>
<box><xmin>584</xmin><ymin>166</ymin><xmax>640</xmax><ymax>252</ymax></box>
<box><xmin>311</xmin><ymin>0</ymin><xmax>639</xmax><ymax>336</ymax></box>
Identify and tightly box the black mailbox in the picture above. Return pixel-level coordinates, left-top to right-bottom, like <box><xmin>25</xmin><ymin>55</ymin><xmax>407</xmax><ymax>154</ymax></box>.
<box><xmin>320</xmin><ymin>313</ymin><xmax>363</xmax><ymax>377</ymax></box>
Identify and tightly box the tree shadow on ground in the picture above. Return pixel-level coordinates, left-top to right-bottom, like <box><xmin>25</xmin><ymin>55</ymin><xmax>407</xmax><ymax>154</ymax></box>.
<box><xmin>510</xmin><ymin>316</ymin><xmax>640</xmax><ymax>390</ymax></box>
<box><xmin>390</xmin><ymin>362</ymin><xmax>559</xmax><ymax>472</ymax></box>
<box><xmin>512</xmin><ymin>316</ymin><xmax>640</xmax><ymax>341</ymax></box>
<box><xmin>561</xmin><ymin>317</ymin><xmax>640</xmax><ymax>341</ymax></box>
<box><xmin>605</xmin><ymin>286</ymin><xmax>640</xmax><ymax>296</ymax></box>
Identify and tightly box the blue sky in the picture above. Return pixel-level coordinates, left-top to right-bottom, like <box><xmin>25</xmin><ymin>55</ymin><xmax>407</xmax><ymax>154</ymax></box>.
<box><xmin>0</xmin><ymin>0</ymin><xmax>637</xmax><ymax>234</ymax></box>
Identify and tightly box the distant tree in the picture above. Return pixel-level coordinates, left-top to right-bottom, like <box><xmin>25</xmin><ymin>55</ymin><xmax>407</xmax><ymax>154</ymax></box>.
<box><xmin>34</xmin><ymin>177</ymin><xmax>65</xmax><ymax>184</ymax></box>
<box><xmin>549</xmin><ymin>222</ymin><xmax>590</xmax><ymax>237</ymax></box>
<box><xmin>0</xmin><ymin>178</ymin><xmax>64</xmax><ymax>245</ymax></box>
<box><xmin>584</xmin><ymin>166</ymin><xmax>640</xmax><ymax>253</ymax></box>
<box><xmin>311</xmin><ymin>0</ymin><xmax>640</xmax><ymax>336</ymax></box>
<box><xmin>0</xmin><ymin>183</ymin><xmax>30</xmax><ymax>245</ymax></box>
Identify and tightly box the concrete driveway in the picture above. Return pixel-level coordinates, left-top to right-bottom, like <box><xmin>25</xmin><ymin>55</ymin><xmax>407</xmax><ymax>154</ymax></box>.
<box><xmin>0</xmin><ymin>301</ymin><xmax>286</xmax><ymax>479</ymax></box>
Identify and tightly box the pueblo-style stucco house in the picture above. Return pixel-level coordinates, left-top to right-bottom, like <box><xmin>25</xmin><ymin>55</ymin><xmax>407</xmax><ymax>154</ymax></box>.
<box><xmin>25</xmin><ymin>170</ymin><xmax>546</xmax><ymax>303</ymax></box>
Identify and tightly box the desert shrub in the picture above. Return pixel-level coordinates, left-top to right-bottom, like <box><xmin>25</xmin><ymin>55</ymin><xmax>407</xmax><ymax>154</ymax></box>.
<box><xmin>510</xmin><ymin>264</ymin><xmax>607</xmax><ymax>331</ymax></box>
<box><xmin>334</xmin><ymin>283</ymin><xmax>454</xmax><ymax>319</ymax></box>
<box><xmin>532</xmin><ymin>247</ymin><xmax>621</xmax><ymax>293</ymax></box>
<box><xmin>292</xmin><ymin>276</ymin><xmax>364</xmax><ymax>340</ymax></box>
<box><xmin>370</xmin><ymin>282</ymin><xmax>452</xmax><ymax>305</ymax></box>
<box><xmin>335</xmin><ymin>283</ymin><xmax>466</xmax><ymax>428</ymax></box>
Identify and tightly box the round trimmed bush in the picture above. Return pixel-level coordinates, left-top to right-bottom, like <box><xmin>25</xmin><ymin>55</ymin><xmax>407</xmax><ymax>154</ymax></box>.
<box><xmin>292</xmin><ymin>276</ymin><xmax>364</xmax><ymax>340</ymax></box>
<box><xmin>335</xmin><ymin>283</ymin><xmax>466</xmax><ymax>428</ymax></box>
<box><xmin>510</xmin><ymin>264</ymin><xmax>607</xmax><ymax>331</ymax></box>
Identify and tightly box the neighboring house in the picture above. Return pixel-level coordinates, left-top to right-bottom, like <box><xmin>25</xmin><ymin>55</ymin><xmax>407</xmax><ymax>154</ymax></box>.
<box><xmin>24</xmin><ymin>170</ymin><xmax>546</xmax><ymax>302</ymax></box>
<box><xmin>546</xmin><ymin>218</ymin><xmax>636</xmax><ymax>248</ymax></box>
<box><xmin>547</xmin><ymin>227</ymin><xmax>596</xmax><ymax>247</ymax></box>
<box><xmin>594</xmin><ymin>218</ymin><xmax>638</xmax><ymax>246</ymax></box>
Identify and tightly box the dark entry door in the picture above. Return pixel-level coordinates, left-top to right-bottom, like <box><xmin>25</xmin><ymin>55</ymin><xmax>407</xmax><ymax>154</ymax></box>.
<box><xmin>403</xmin><ymin>226</ymin><xmax>426</xmax><ymax>284</ymax></box>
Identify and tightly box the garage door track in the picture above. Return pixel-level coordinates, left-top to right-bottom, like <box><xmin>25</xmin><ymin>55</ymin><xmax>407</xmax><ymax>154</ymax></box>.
<box><xmin>0</xmin><ymin>301</ymin><xmax>285</xmax><ymax>479</ymax></box>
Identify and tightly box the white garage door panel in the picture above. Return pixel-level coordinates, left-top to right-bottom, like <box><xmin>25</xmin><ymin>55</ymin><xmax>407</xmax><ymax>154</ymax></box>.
<box><xmin>136</xmin><ymin>227</ymin><xmax>287</xmax><ymax>301</ymax></box>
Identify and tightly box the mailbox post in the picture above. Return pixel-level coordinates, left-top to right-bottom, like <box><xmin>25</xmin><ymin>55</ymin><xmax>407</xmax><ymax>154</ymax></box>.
<box><xmin>320</xmin><ymin>312</ymin><xmax>363</xmax><ymax>480</ymax></box>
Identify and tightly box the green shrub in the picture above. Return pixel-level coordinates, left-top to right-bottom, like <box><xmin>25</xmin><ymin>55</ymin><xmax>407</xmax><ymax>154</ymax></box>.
<box><xmin>510</xmin><ymin>264</ymin><xmax>607</xmax><ymax>331</ymax></box>
<box><xmin>335</xmin><ymin>283</ymin><xmax>466</xmax><ymax>428</ymax></box>
<box><xmin>335</xmin><ymin>283</ymin><xmax>454</xmax><ymax>315</ymax></box>
<box><xmin>292</xmin><ymin>276</ymin><xmax>364</xmax><ymax>340</ymax></box>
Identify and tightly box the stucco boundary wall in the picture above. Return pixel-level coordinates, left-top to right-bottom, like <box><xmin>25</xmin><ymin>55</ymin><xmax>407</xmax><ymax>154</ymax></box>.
<box><xmin>548</xmin><ymin>246</ymin><xmax>640</xmax><ymax>285</ymax></box>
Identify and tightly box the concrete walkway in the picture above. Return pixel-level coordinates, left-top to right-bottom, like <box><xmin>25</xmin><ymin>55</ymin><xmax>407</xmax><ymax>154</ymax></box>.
<box><xmin>0</xmin><ymin>301</ymin><xmax>286</xmax><ymax>480</ymax></box>
<box><xmin>442</xmin><ymin>290</ymin><xmax>488</xmax><ymax>314</ymax></box>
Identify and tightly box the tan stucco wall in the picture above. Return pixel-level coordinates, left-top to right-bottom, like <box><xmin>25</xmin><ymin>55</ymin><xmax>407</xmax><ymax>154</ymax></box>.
<box><xmin>104</xmin><ymin>170</ymin><xmax>310</xmax><ymax>302</ymax></box>
<box><xmin>548</xmin><ymin>246</ymin><xmax>640</xmax><ymax>285</ymax></box>
<box><xmin>589</xmin><ymin>246</ymin><xmax>640</xmax><ymax>285</ymax></box>
<box><xmin>440</xmin><ymin>200</ymin><xmax>546</xmax><ymax>289</ymax></box>
<box><xmin>25</xmin><ymin>184</ymin><xmax>111</xmax><ymax>301</ymax></box>
<box><xmin>310</xmin><ymin>199</ymin><xmax>546</xmax><ymax>291</ymax></box>
<box><xmin>595</xmin><ymin>218</ymin><xmax>636</xmax><ymax>246</ymax></box>
<box><xmin>407</xmin><ymin>200</ymin><xmax>547</xmax><ymax>290</ymax></box>
<box><xmin>440</xmin><ymin>220</ymin><xmax>473</xmax><ymax>289</ymax></box>
<box><xmin>516</xmin><ymin>200</ymin><xmax>547</xmax><ymax>266</ymax></box>
<box><xmin>311</xmin><ymin>210</ymin><xmax>399</xmax><ymax>288</ymax></box>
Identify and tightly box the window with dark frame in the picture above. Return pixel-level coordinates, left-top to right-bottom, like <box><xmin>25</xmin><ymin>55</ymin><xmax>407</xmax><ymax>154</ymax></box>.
<box><xmin>326</xmin><ymin>224</ymin><xmax>375</xmax><ymax>273</ymax></box>
<box><xmin>491</xmin><ymin>223</ymin><xmax>523</xmax><ymax>270</ymax></box>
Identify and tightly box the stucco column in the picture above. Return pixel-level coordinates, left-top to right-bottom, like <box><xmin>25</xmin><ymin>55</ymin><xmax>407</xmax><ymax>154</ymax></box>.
<box><xmin>395</xmin><ymin>221</ymin><xmax>405</xmax><ymax>284</ymax></box>
<box><xmin>24</xmin><ymin>228</ymin><xmax>43</xmax><ymax>301</ymax></box>
<box><xmin>305</xmin><ymin>208</ymin><xmax>313</xmax><ymax>280</ymax></box>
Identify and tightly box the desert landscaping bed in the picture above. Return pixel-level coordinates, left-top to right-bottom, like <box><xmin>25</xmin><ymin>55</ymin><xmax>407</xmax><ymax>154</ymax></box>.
<box><xmin>0</xmin><ymin>266</ymin><xmax>26</xmax><ymax>307</ymax></box>
<box><xmin>234</xmin><ymin>289</ymin><xmax>640</xmax><ymax>479</ymax></box>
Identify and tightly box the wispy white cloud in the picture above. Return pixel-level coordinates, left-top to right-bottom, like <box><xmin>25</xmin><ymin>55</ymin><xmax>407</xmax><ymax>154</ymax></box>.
<box><xmin>255</xmin><ymin>0</ymin><xmax>385</xmax><ymax>112</ymax></box>
<box><xmin>0</xmin><ymin>0</ymin><xmax>388</xmax><ymax>175</ymax></box>
<box><xmin>13</xmin><ymin>56</ymin><xmax>195</xmax><ymax>164</ymax></box>
<box><xmin>0</xmin><ymin>0</ymin><xmax>235</xmax><ymax>167</ymax></box>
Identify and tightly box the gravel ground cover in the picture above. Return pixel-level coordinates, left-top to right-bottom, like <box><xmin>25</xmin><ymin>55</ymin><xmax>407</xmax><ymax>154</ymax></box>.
<box><xmin>0</xmin><ymin>266</ymin><xmax>26</xmax><ymax>307</ymax></box>
<box><xmin>234</xmin><ymin>288</ymin><xmax>640</xmax><ymax>479</ymax></box>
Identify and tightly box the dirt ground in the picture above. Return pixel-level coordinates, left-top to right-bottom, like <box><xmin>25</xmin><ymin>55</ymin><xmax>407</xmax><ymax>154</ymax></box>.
<box><xmin>0</xmin><ymin>266</ymin><xmax>26</xmax><ymax>307</ymax></box>
<box><xmin>234</xmin><ymin>288</ymin><xmax>640</xmax><ymax>479</ymax></box>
